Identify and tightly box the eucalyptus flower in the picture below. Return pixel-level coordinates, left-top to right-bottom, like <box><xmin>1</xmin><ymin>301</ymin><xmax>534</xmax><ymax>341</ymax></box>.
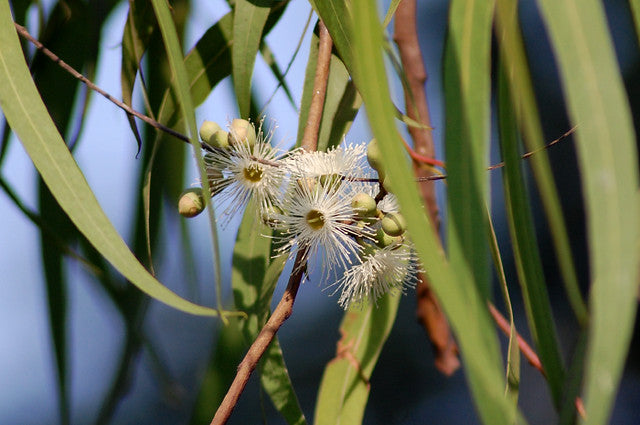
<box><xmin>332</xmin><ymin>244</ymin><xmax>419</xmax><ymax>310</ymax></box>
<box><xmin>273</xmin><ymin>175</ymin><xmax>368</xmax><ymax>281</ymax></box>
<box><xmin>204</xmin><ymin>121</ymin><xmax>285</xmax><ymax>222</ymax></box>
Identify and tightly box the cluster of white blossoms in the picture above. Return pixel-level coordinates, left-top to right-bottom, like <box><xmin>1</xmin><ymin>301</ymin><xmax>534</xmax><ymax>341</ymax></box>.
<box><xmin>179</xmin><ymin>118</ymin><xmax>420</xmax><ymax>309</ymax></box>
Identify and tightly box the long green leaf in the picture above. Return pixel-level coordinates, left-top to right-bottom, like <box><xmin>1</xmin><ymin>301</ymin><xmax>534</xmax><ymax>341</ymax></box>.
<box><xmin>535</xmin><ymin>1</ymin><xmax>640</xmax><ymax>424</ymax></box>
<box><xmin>232</xmin><ymin>206</ymin><xmax>306</xmax><ymax>424</ymax></box>
<box><xmin>349</xmin><ymin>1</ymin><xmax>518</xmax><ymax>423</ymax></box>
<box><xmin>232</xmin><ymin>0</ymin><xmax>273</xmax><ymax>118</ymax></box>
<box><xmin>30</xmin><ymin>1</ymin><xmax>99</xmax><ymax>422</ymax></box>
<box><xmin>189</xmin><ymin>318</ymin><xmax>246</xmax><ymax>425</ymax></box>
<box><xmin>153</xmin><ymin>4</ymin><xmax>286</xmax><ymax>133</ymax></box>
<box><xmin>494</xmin><ymin>0</ymin><xmax>587</xmax><ymax>325</ymax></box>
<box><xmin>443</xmin><ymin>0</ymin><xmax>493</xmax><ymax>298</ymax></box>
<box><xmin>487</xmin><ymin>210</ymin><xmax>520</xmax><ymax>415</ymax></box>
<box><xmin>497</xmin><ymin>53</ymin><xmax>565</xmax><ymax>406</ymax></box>
<box><xmin>308</xmin><ymin>0</ymin><xmax>354</xmax><ymax>72</ymax></box>
<box><xmin>314</xmin><ymin>294</ymin><xmax>401</xmax><ymax>424</ymax></box>
<box><xmin>151</xmin><ymin>0</ymin><xmax>229</xmax><ymax>318</ymax></box>
<box><xmin>0</xmin><ymin>0</ymin><xmax>224</xmax><ymax>318</ymax></box>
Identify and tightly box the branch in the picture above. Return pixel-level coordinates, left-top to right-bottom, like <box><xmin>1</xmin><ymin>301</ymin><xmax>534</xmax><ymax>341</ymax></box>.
<box><xmin>210</xmin><ymin>19</ymin><xmax>334</xmax><ymax>425</ymax></box>
<box><xmin>300</xmin><ymin>21</ymin><xmax>332</xmax><ymax>152</ymax></box>
<box><xmin>210</xmin><ymin>249</ymin><xmax>308</xmax><ymax>425</ymax></box>
<box><xmin>394</xmin><ymin>0</ymin><xmax>459</xmax><ymax>375</ymax></box>
<box><xmin>13</xmin><ymin>23</ymin><xmax>213</xmax><ymax>152</ymax></box>
<box><xmin>488</xmin><ymin>302</ymin><xmax>586</xmax><ymax>420</ymax></box>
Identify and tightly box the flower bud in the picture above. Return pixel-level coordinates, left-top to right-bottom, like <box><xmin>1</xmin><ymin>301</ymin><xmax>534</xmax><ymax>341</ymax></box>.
<box><xmin>228</xmin><ymin>118</ymin><xmax>256</xmax><ymax>148</ymax></box>
<box><xmin>367</xmin><ymin>138</ymin><xmax>384</xmax><ymax>175</ymax></box>
<box><xmin>199</xmin><ymin>121</ymin><xmax>222</xmax><ymax>143</ymax></box>
<box><xmin>351</xmin><ymin>192</ymin><xmax>377</xmax><ymax>218</ymax></box>
<box><xmin>381</xmin><ymin>212</ymin><xmax>407</xmax><ymax>237</ymax></box>
<box><xmin>178</xmin><ymin>188</ymin><xmax>205</xmax><ymax>218</ymax></box>
<box><xmin>209</xmin><ymin>130</ymin><xmax>230</xmax><ymax>149</ymax></box>
<box><xmin>375</xmin><ymin>226</ymin><xmax>402</xmax><ymax>248</ymax></box>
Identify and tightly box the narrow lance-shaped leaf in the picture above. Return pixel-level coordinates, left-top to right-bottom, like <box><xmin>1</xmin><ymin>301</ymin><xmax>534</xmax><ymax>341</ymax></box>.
<box><xmin>232</xmin><ymin>205</ymin><xmax>306</xmax><ymax>425</ymax></box>
<box><xmin>314</xmin><ymin>294</ymin><xmax>401</xmax><ymax>424</ymax></box>
<box><xmin>494</xmin><ymin>0</ymin><xmax>587</xmax><ymax>325</ymax></box>
<box><xmin>0</xmin><ymin>1</ymin><xmax>225</xmax><ymax>317</ymax></box>
<box><xmin>443</xmin><ymin>0</ymin><xmax>493</xmax><ymax>298</ymax></box>
<box><xmin>232</xmin><ymin>0</ymin><xmax>273</xmax><ymax>118</ymax></box>
<box><xmin>349</xmin><ymin>1</ymin><xmax>520</xmax><ymax>423</ymax></box>
<box><xmin>496</xmin><ymin>48</ymin><xmax>565</xmax><ymax>407</ymax></box>
<box><xmin>150</xmin><ymin>0</ymin><xmax>227</xmax><ymax>318</ymax></box>
<box><xmin>535</xmin><ymin>1</ymin><xmax>640</xmax><ymax>424</ymax></box>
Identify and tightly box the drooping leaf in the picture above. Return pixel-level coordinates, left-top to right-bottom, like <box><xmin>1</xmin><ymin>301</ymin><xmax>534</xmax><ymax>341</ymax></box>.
<box><xmin>0</xmin><ymin>2</ymin><xmax>226</xmax><ymax>317</ymax></box>
<box><xmin>496</xmin><ymin>49</ymin><xmax>565</xmax><ymax>407</ymax></box>
<box><xmin>348</xmin><ymin>1</ymin><xmax>519</xmax><ymax>423</ymax></box>
<box><xmin>535</xmin><ymin>1</ymin><xmax>640</xmax><ymax>424</ymax></box>
<box><xmin>443</xmin><ymin>0</ymin><xmax>493</xmax><ymax>299</ymax></box>
<box><xmin>494</xmin><ymin>0</ymin><xmax>587</xmax><ymax>325</ymax></box>
<box><xmin>308</xmin><ymin>0</ymin><xmax>354</xmax><ymax>73</ymax></box>
<box><xmin>487</xmin><ymin>209</ymin><xmax>520</xmax><ymax>414</ymax></box>
<box><xmin>232</xmin><ymin>0</ymin><xmax>273</xmax><ymax>118</ymax></box>
<box><xmin>232</xmin><ymin>205</ymin><xmax>306</xmax><ymax>425</ymax></box>
<box><xmin>314</xmin><ymin>294</ymin><xmax>401</xmax><ymax>424</ymax></box>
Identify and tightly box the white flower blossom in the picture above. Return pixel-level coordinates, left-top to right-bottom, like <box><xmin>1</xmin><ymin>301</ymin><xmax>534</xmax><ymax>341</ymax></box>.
<box><xmin>285</xmin><ymin>143</ymin><xmax>368</xmax><ymax>180</ymax></box>
<box><xmin>331</xmin><ymin>244</ymin><xmax>419</xmax><ymax>310</ymax></box>
<box><xmin>204</xmin><ymin>122</ymin><xmax>285</xmax><ymax>222</ymax></box>
<box><xmin>273</xmin><ymin>176</ymin><xmax>368</xmax><ymax>281</ymax></box>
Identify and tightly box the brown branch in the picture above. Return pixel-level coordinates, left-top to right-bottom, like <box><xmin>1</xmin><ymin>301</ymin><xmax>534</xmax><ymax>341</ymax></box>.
<box><xmin>210</xmin><ymin>249</ymin><xmax>307</xmax><ymax>425</ymax></box>
<box><xmin>300</xmin><ymin>20</ymin><xmax>332</xmax><ymax>152</ymax></box>
<box><xmin>488</xmin><ymin>302</ymin><xmax>586</xmax><ymax>419</ymax></box>
<box><xmin>394</xmin><ymin>0</ymin><xmax>459</xmax><ymax>376</ymax></box>
<box><xmin>210</xmin><ymin>19</ymin><xmax>334</xmax><ymax>424</ymax></box>
<box><xmin>13</xmin><ymin>23</ymin><xmax>212</xmax><ymax>152</ymax></box>
<box><xmin>488</xmin><ymin>302</ymin><xmax>543</xmax><ymax>373</ymax></box>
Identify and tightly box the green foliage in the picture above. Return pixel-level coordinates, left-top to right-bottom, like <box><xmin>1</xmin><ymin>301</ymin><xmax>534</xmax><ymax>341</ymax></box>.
<box><xmin>1</xmin><ymin>0</ymin><xmax>639</xmax><ymax>424</ymax></box>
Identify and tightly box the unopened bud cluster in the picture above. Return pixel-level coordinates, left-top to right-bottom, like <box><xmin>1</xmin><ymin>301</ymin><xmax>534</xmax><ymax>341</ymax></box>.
<box><xmin>179</xmin><ymin>118</ymin><xmax>420</xmax><ymax>309</ymax></box>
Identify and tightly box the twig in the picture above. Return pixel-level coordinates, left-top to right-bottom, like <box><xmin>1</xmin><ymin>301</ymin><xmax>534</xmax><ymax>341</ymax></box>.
<box><xmin>210</xmin><ymin>250</ymin><xmax>307</xmax><ymax>425</ymax></box>
<box><xmin>488</xmin><ymin>302</ymin><xmax>586</xmax><ymax>419</ymax></box>
<box><xmin>13</xmin><ymin>23</ymin><xmax>213</xmax><ymax>153</ymax></box>
<box><xmin>394</xmin><ymin>0</ymin><xmax>459</xmax><ymax>375</ymax></box>
<box><xmin>488</xmin><ymin>302</ymin><xmax>543</xmax><ymax>373</ymax></box>
<box><xmin>210</xmin><ymin>19</ymin><xmax>333</xmax><ymax>425</ymax></box>
<box><xmin>300</xmin><ymin>20</ymin><xmax>332</xmax><ymax>152</ymax></box>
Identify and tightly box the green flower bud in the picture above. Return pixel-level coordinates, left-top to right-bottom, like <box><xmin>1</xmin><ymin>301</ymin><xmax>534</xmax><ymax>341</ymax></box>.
<box><xmin>351</xmin><ymin>192</ymin><xmax>377</xmax><ymax>218</ymax></box>
<box><xmin>208</xmin><ymin>130</ymin><xmax>230</xmax><ymax>149</ymax></box>
<box><xmin>381</xmin><ymin>212</ymin><xmax>407</xmax><ymax>237</ymax></box>
<box><xmin>178</xmin><ymin>188</ymin><xmax>205</xmax><ymax>218</ymax></box>
<box><xmin>228</xmin><ymin>118</ymin><xmax>256</xmax><ymax>148</ymax></box>
<box><xmin>375</xmin><ymin>226</ymin><xmax>402</xmax><ymax>248</ymax></box>
<box><xmin>367</xmin><ymin>138</ymin><xmax>384</xmax><ymax>174</ymax></box>
<box><xmin>199</xmin><ymin>121</ymin><xmax>222</xmax><ymax>143</ymax></box>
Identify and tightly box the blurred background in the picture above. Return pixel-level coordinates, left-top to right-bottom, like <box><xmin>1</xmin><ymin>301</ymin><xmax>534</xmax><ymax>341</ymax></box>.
<box><xmin>1</xmin><ymin>0</ymin><xmax>639</xmax><ymax>424</ymax></box>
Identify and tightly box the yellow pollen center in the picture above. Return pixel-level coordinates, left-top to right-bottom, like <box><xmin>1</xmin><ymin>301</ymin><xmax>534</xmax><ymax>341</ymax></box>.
<box><xmin>305</xmin><ymin>209</ymin><xmax>325</xmax><ymax>230</ymax></box>
<box><xmin>243</xmin><ymin>164</ymin><xmax>263</xmax><ymax>182</ymax></box>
